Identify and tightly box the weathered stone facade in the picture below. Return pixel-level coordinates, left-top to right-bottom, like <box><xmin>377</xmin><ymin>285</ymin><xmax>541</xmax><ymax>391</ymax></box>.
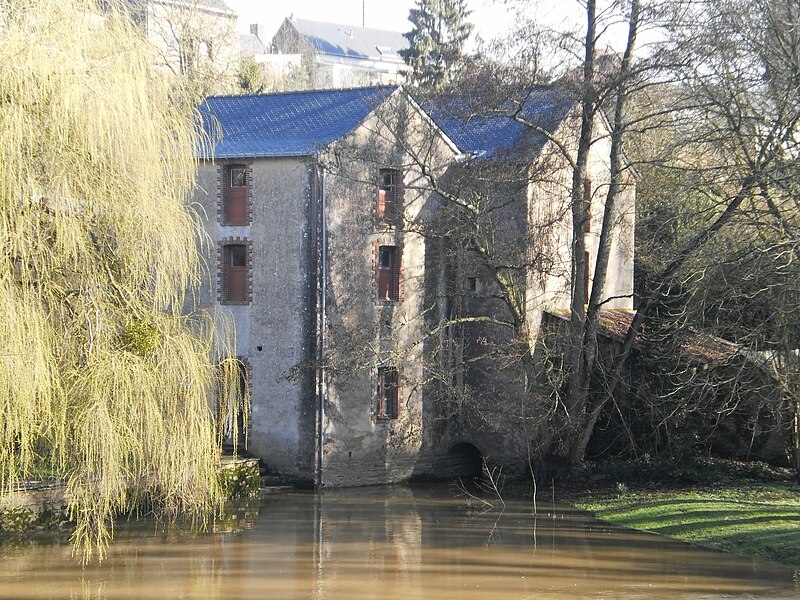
<box><xmin>196</xmin><ymin>157</ymin><xmax>319</xmax><ymax>483</ymax></box>
<box><xmin>194</xmin><ymin>90</ymin><xmax>457</xmax><ymax>485</ymax></box>
<box><xmin>194</xmin><ymin>86</ymin><xmax>636</xmax><ymax>486</ymax></box>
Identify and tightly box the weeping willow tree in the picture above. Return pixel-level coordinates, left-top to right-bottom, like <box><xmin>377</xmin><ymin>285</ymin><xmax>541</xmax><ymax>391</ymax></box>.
<box><xmin>0</xmin><ymin>0</ymin><xmax>245</xmax><ymax>560</ymax></box>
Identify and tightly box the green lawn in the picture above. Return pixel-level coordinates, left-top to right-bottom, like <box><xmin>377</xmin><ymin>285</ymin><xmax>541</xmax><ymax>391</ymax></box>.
<box><xmin>573</xmin><ymin>483</ymin><xmax>800</xmax><ymax>566</ymax></box>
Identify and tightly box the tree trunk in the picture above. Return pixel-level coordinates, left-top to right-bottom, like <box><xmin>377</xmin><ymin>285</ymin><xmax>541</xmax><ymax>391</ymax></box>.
<box><xmin>561</xmin><ymin>0</ymin><xmax>596</xmax><ymax>465</ymax></box>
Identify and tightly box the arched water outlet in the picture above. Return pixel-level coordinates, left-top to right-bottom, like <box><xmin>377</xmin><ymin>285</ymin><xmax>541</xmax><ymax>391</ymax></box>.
<box><xmin>444</xmin><ymin>442</ymin><xmax>484</xmax><ymax>478</ymax></box>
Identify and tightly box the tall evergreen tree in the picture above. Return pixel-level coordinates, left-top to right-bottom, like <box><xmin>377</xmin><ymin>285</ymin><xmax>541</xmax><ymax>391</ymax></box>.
<box><xmin>401</xmin><ymin>0</ymin><xmax>474</xmax><ymax>87</ymax></box>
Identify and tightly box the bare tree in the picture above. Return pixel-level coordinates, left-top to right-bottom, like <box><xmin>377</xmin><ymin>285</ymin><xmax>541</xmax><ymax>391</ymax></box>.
<box><xmin>322</xmin><ymin>0</ymin><xmax>800</xmax><ymax>479</ymax></box>
<box><xmin>601</xmin><ymin>0</ymin><xmax>800</xmax><ymax>473</ymax></box>
<box><xmin>120</xmin><ymin>0</ymin><xmax>241</xmax><ymax>95</ymax></box>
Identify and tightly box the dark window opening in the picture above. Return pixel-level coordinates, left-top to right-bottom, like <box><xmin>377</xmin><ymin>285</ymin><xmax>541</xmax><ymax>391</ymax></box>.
<box><xmin>583</xmin><ymin>177</ymin><xmax>592</xmax><ymax>233</ymax></box>
<box><xmin>377</xmin><ymin>245</ymin><xmax>400</xmax><ymax>301</ymax></box>
<box><xmin>377</xmin><ymin>168</ymin><xmax>400</xmax><ymax>225</ymax></box>
<box><xmin>224</xmin><ymin>164</ymin><xmax>248</xmax><ymax>225</ymax></box>
<box><xmin>377</xmin><ymin>366</ymin><xmax>399</xmax><ymax>419</ymax></box>
<box><xmin>465</xmin><ymin>276</ymin><xmax>477</xmax><ymax>292</ymax></box>
<box><xmin>230</xmin><ymin>167</ymin><xmax>246</xmax><ymax>187</ymax></box>
<box><xmin>223</xmin><ymin>243</ymin><xmax>248</xmax><ymax>303</ymax></box>
<box><xmin>179</xmin><ymin>36</ymin><xmax>197</xmax><ymax>74</ymax></box>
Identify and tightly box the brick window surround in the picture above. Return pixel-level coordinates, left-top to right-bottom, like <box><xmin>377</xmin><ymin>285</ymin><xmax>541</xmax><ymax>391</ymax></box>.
<box><xmin>218</xmin><ymin>163</ymin><xmax>253</xmax><ymax>226</ymax></box>
<box><xmin>218</xmin><ymin>238</ymin><xmax>253</xmax><ymax>305</ymax></box>
<box><xmin>376</xmin><ymin>365</ymin><xmax>400</xmax><ymax>419</ymax></box>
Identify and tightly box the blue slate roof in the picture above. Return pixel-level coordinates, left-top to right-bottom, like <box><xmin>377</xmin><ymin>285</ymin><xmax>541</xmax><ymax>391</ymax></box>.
<box><xmin>426</xmin><ymin>86</ymin><xmax>577</xmax><ymax>160</ymax></box>
<box><xmin>198</xmin><ymin>86</ymin><xmax>398</xmax><ymax>159</ymax></box>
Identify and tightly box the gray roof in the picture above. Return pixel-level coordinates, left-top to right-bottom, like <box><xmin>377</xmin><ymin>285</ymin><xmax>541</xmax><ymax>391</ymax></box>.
<box><xmin>286</xmin><ymin>18</ymin><xmax>409</xmax><ymax>63</ymax></box>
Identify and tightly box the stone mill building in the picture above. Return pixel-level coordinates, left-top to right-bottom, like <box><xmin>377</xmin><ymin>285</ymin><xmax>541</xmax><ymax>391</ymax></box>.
<box><xmin>194</xmin><ymin>85</ymin><xmax>635</xmax><ymax>486</ymax></box>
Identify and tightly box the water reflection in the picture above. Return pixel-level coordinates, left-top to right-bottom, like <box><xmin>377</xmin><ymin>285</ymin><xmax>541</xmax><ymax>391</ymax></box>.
<box><xmin>0</xmin><ymin>485</ymin><xmax>796</xmax><ymax>599</ymax></box>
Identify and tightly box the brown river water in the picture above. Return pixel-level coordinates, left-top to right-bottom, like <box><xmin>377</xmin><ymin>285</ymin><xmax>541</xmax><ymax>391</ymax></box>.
<box><xmin>0</xmin><ymin>485</ymin><xmax>797</xmax><ymax>599</ymax></box>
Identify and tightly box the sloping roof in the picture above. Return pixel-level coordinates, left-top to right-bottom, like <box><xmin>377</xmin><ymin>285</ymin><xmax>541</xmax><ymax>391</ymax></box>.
<box><xmin>426</xmin><ymin>86</ymin><xmax>576</xmax><ymax>160</ymax></box>
<box><xmin>189</xmin><ymin>0</ymin><xmax>233</xmax><ymax>12</ymax></box>
<box><xmin>198</xmin><ymin>86</ymin><xmax>398</xmax><ymax>159</ymax></box>
<box><xmin>286</xmin><ymin>18</ymin><xmax>409</xmax><ymax>63</ymax></box>
<box><xmin>544</xmin><ymin>309</ymin><xmax>743</xmax><ymax>364</ymax></box>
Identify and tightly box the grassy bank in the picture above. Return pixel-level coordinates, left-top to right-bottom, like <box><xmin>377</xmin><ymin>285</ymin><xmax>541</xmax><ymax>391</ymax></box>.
<box><xmin>570</xmin><ymin>477</ymin><xmax>800</xmax><ymax>566</ymax></box>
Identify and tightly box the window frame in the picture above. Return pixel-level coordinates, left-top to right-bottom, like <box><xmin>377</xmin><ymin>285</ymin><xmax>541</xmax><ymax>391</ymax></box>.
<box><xmin>376</xmin><ymin>365</ymin><xmax>399</xmax><ymax>420</ymax></box>
<box><xmin>376</xmin><ymin>245</ymin><xmax>400</xmax><ymax>302</ymax></box>
<box><xmin>222</xmin><ymin>164</ymin><xmax>250</xmax><ymax>226</ymax></box>
<box><xmin>376</xmin><ymin>168</ymin><xmax>401</xmax><ymax>227</ymax></box>
<box><xmin>219</xmin><ymin>240</ymin><xmax>251</xmax><ymax>305</ymax></box>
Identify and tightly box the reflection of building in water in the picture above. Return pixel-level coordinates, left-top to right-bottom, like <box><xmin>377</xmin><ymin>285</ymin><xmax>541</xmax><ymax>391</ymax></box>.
<box><xmin>313</xmin><ymin>487</ymin><xmax>423</xmax><ymax>598</ymax></box>
<box><xmin>0</xmin><ymin>489</ymin><xmax>798</xmax><ymax>599</ymax></box>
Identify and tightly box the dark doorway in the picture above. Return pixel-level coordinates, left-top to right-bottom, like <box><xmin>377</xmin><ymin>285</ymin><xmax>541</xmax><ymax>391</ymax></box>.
<box><xmin>219</xmin><ymin>358</ymin><xmax>248</xmax><ymax>452</ymax></box>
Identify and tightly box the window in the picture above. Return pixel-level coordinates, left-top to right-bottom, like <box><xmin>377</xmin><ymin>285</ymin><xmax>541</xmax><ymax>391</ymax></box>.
<box><xmin>377</xmin><ymin>168</ymin><xmax>400</xmax><ymax>226</ymax></box>
<box><xmin>377</xmin><ymin>245</ymin><xmax>400</xmax><ymax>301</ymax></box>
<box><xmin>224</xmin><ymin>165</ymin><xmax>249</xmax><ymax>225</ymax></box>
<box><xmin>465</xmin><ymin>276</ymin><xmax>477</xmax><ymax>292</ymax></box>
<box><xmin>222</xmin><ymin>243</ymin><xmax>249</xmax><ymax>303</ymax></box>
<box><xmin>201</xmin><ymin>39</ymin><xmax>214</xmax><ymax>60</ymax></box>
<box><xmin>583</xmin><ymin>178</ymin><xmax>592</xmax><ymax>233</ymax></box>
<box><xmin>584</xmin><ymin>250</ymin><xmax>591</xmax><ymax>302</ymax></box>
<box><xmin>179</xmin><ymin>36</ymin><xmax>197</xmax><ymax>75</ymax></box>
<box><xmin>376</xmin><ymin>366</ymin><xmax>399</xmax><ymax>419</ymax></box>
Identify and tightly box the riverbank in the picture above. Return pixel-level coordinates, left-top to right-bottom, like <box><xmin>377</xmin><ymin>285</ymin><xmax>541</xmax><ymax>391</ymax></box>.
<box><xmin>0</xmin><ymin>456</ymin><xmax>261</xmax><ymax>538</ymax></box>
<box><xmin>564</xmin><ymin>460</ymin><xmax>799</xmax><ymax>566</ymax></box>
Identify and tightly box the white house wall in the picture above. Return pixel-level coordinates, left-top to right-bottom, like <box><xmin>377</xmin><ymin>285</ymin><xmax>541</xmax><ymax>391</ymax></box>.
<box><xmin>144</xmin><ymin>1</ymin><xmax>239</xmax><ymax>88</ymax></box>
<box><xmin>525</xmin><ymin>110</ymin><xmax>635</xmax><ymax>343</ymax></box>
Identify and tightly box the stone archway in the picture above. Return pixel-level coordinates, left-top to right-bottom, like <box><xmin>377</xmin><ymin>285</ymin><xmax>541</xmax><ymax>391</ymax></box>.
<box><xmin>443</xmin><ymin>442</ymin><xmax>484</xmax><ymax>478</ymax></box>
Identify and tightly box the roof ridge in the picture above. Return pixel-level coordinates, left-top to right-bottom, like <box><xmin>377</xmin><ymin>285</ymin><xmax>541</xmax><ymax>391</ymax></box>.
<box><xmin>290</xmin><ymin>17</ymin><xmax>407</xmax><ymax>35</ymax></box>
<box><xmin>204</xmin><ymin>85</ymin><xmax>399</xmax><ymax>101</ymax></box>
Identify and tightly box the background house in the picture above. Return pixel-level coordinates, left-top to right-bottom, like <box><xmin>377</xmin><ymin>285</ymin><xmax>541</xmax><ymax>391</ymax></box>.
<box><xmin>122</xmin><ymin>0</ymin><xmax>240</xmax><ymax>91</ymax></box>
<box><xmin>238</xmin><ymin>23</ymin><xmax>306</xmax><ymax>91</ymax></box>
<box><xmin>270</xmin><ymin>17</ymin><xmax>411</xmax><ymax>89</ymax></box>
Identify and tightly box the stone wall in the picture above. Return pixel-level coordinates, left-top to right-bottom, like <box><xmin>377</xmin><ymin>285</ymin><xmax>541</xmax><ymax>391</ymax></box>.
<box><xmin>195</xmin><ymin>157</ymin><xmax>318</xmax><ymax>484</ymax></box>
